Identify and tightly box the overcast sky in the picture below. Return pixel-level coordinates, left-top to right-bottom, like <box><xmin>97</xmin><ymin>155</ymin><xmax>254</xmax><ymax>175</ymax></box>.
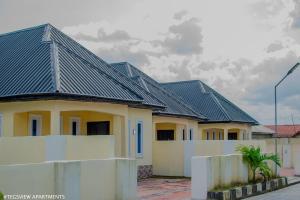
<box><xmin>1</xmin><ymin>0</ymin><xmax>300</xmax><ymax>125</ymax></box>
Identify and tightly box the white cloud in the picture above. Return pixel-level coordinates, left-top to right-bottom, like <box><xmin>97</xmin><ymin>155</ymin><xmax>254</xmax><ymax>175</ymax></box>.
<box><xmin>5</xmin><ymin>0</ymin><xmax>299</xmax><ymax>124</ymax></box>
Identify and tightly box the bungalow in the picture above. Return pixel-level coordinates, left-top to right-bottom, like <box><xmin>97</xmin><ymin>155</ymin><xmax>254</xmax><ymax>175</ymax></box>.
<box><xmin>0</xmin><ymin>24</ymin><xmax>258</xmax><ymax>179</ymax></box>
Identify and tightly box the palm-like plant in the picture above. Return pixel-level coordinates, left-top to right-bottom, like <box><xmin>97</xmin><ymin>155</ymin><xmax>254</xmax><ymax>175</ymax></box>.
<box><xmin>237</xmin><ymin>145</ymin><xmax>281</xmax><ymax>182</ymax></box>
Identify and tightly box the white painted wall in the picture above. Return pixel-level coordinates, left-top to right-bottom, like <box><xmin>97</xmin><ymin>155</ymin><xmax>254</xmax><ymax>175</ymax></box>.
<box><xmin>0</xmin><ymin>158</ymin><xmax>137</xmax><ymax>200</ymax></box>
<box><xmin>191</xmin><ymin>154</ymin><xmax>248</xmax><ymax>200</ymax></box>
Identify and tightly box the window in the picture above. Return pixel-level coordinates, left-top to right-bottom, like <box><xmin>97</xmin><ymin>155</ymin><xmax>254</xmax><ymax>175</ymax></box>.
<box><xmin>213</xmin><ymin>131</ymin><xmax>216</xmax><ymax>140</ymax></box>
<box><xmin>182</xmin><ymin>129</ymin><xmax>186</xmax><ymax>140</ymax></box>
<box><xmin>189</xmin><ymin>128</ymin><xmax>193</xmax><ymax>140</ymax></box>
<box><xmin>206</xmin><ymin>131</ymin><xmax>210</xmax><ymax>140</ymax></box>
<box><xmin>29</xmin><ymin>115</ymin><xmax>42</xmax><ymax>136</ymax></box>
<box><xmin>136</xmin><ymin>121</ymin><xmax>143</xmax><ymax>157</ymax></box>
<box><xmin>70</xmin><ymin>118</ymin><xmax>80</xmax><ymax>136</ymax></box>
<box><xmin>0</xmin><ymin>113</ymin><xmax>2</xmax><ymax>137</ymax></box>
<box><xmin>87</xmin><ymin>121</ymin><xmax>110</xmax><ymax>135</ymax></box>
<box><xmin>219</xmin><ymin>131</ymin><xmax>223</xmax><ymax>140</ymax></box>
<box><xmin>128</xmin><ymin>120</ymin><xmax>131</xmax><ymax>157</ymax></box>
<box><xmin>157</xmin><ymin>130</ymin><xmax>175</xmax><ymax>141</ymax></box>
<box><xmin>228</xmin><ymin>132</ymin><xmax>238</xmax><ymax>140</ymax></box>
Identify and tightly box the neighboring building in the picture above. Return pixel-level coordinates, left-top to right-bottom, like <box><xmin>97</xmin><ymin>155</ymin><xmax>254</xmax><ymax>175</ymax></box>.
<box><xmin>266</xmin><ymin>125</ymin><xmax>300</xmax><ymax>138</ymax></box>
<box><xmin>0</xmin><ymin>24</ymin><xmax>259</xmax><ymax>179</ymax></box>
<box><xmin>162</xmin><ymin>80</ymin><xmax>258</xmax><ymax>140</ymax></box>
<box><xmin>252</xmin><ymin>125</ymin><xmax>274</xmax><ymax>139</ymax></box>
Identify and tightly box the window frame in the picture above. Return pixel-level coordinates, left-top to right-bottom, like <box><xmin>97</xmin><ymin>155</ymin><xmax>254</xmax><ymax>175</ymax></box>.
<box><xmin>189</xmin><ymin>128</ymin><xmax>193</xmax><ymax>140</ymax></box>
<box><xmin>28</xmin><ymin>114</ymin><xmax>42</xmax><ymax>136</ymax></box>
<box><xmin>136</xmin><ymin>120</ymin><xmax>143</xmax><ymax>157</ymax></box>
<box><xmin>70</xmin><ymin>117</ymin><xmax>81</xmax><ymax>136</ymax></box>
<box><xmin>0</xmin><ymin>113</ymin><xmax>3</xmax><ymax>137</ymax></box>
<box><xmin>206</xmin><ymin>131</ymin><xmax>210</xmax><ymax>140</ymax></box>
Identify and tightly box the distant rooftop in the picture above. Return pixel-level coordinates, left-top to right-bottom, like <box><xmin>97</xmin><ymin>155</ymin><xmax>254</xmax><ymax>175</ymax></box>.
<box><xmin>162</xmin><ymin>80</ymin><xmax>258</xmax><ymax>124</ymax></box>
<box><xmin>266</xmin><ymin>125</ymin><xmax>300</xmax><ymax>138</ymax></box>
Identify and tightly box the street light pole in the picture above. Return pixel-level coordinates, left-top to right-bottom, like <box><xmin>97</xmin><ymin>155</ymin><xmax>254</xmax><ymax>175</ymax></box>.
<box><xmin>274</xmin><ymin>62</ymin><xmax>300</xmax><ymax>175</ymax></box>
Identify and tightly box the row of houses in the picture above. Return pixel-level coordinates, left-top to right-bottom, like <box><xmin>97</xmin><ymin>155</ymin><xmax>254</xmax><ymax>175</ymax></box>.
<box><xmin>0</xmin><ymin>24</ymin><xmax>258</xmax><ymax>178</ymax></box>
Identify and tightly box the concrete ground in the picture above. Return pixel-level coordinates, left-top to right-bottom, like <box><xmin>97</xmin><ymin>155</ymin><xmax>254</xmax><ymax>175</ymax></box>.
<box><xmin>245</xmin><ymin>183</ymin><xmax>300</xmax><ymax>200</ymax></box>
<box><xmin>137</xmin><ymin>169</ymin><xmax>299</xmax><ymax>200</ymax></box>
<box><xmin>138</xmin><ymin>178</ymin><xmax>191</xmax><ymax>200</ymax></box>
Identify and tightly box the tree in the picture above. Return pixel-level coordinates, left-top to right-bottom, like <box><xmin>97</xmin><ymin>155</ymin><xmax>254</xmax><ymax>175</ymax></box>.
<box><xmin>237</xmin><ymin>145</ymin><xmax>281</xmax><ymax>182</ymax></box>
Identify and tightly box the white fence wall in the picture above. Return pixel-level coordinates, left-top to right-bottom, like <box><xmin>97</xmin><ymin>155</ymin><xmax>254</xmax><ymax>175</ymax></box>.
<box><xmin>0</xmin><ymin>158</ymin><xmax>137</xmax><ymax>200</ymax></box>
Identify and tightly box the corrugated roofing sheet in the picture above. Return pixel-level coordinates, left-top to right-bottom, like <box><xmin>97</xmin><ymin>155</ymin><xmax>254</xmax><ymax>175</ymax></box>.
<box><xmin>0</xmin><ymin>24</ymin><xmax>165</xmax><ymax>109</ymax></box>
<box><xmin>111</xmin><ymin>62</ymin><xmax>206</xmax><ymax>120</ymax></box>
<box><xmin>162</xmin><ymin>80</ymin><xmax>258</xmax><ymax>124</ymax></box>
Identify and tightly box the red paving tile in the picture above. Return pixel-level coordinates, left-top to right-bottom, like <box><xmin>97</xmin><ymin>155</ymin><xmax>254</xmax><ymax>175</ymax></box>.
<box><xmin>280</xmin><ymin>168</ymin><xmax>295</xmax><ymax>177</ymax></box>
<box><xmin>138</xmin><ymin>178</ymin><xmax>191</xmax><ymax>200</ymax></box>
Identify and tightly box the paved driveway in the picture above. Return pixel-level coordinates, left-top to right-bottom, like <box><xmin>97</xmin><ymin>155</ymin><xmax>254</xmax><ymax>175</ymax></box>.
<box><xmin>138</xmin><ymin>178</ymin><xmax>191</xmax><ymax>200</ymax></box>
<box><xmin>245</xmin><ymin>183</ymin><xmax>300</xmax><ymax>200</ymax></box>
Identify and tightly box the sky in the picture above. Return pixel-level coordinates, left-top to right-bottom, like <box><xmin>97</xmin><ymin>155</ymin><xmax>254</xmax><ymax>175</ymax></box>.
<box><xmin>1</xmin><ymin>0</ymin><xmax>300</xmax><ymax>125</ymax></box>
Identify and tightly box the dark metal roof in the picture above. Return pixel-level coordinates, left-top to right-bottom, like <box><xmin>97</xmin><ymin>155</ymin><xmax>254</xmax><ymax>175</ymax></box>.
<box><xmin>162</xmin><ymin>80</ymin><xmax>259</xmax><ymax>125</ymax></box>
<box><xmin>111</xmin><ymin>62</ymin><xmax>206</xmax><ymax>120</ymax></box>
<box><xmin>0</xmin><ymin>24</ymin><xmax>165</xmax><ymax>109</ymax></box>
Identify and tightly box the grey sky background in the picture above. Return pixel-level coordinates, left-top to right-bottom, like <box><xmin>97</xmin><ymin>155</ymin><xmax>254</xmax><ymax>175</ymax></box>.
<box><xmin>1</xmin><ymin>0</ymin><xmax>300</xmax><ymax>125</ymax></box>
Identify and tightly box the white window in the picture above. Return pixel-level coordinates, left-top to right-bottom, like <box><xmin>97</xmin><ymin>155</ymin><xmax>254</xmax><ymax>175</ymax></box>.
<box><xmin>182</xmin><ymin>129</ymin><xmax>186</xmax><ymax>140</ymax></box>
<box><xmin>189</xmin><ymin>128</ymin><xmax>193</xmax><ymax>140</ymax></box>
<box><xmin>29</xmin><ymin>114</ymin><xmax>42</xmax><ymax>136</ymax></box>
<box><xmin>128</xmin><ymin>120</ymin><xmax>131</xmax><ymax>157</ymax></box>
<box><xmin>213</xmin><ymin>131</ymin><xmax>216</xmax><ymax>140</ymax></box>
<box><xmin>70</xmin><ymin>117</ymin><xmax>80</xmax><ymax>136</ymax></box>
<box><xmin>206</xmin><ymin>131</ymin><xmax>210</xmax><ymax>140</ymax></box>
<box><xmin>60</xmin><ymin>116</ymin><xmax>63</xmax><ymax>135</ymax></box>
<box><xmin>0</xmin><ymin>113</ymin><xmax>3</xmax><ymax>137</ymax></box>
<box><xmin>219</xmin><ymin>131</ymin><xmax>223</xmax><ymax>140</ymax></box>
<box><xmin>136</xmin><ymin>121</ymin><xmax>143</xmax><ymax>157</ymax></box>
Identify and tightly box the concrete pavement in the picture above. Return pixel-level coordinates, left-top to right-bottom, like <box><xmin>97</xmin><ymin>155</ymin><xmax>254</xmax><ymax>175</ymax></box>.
<box><xmin>245</xmin><ymin>183</ymin><xmax>300</xmax><ymax>200</ymax></box>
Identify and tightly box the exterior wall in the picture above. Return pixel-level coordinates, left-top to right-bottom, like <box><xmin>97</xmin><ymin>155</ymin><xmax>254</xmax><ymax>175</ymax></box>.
<box><xmin>0</xmin><ymin>100</ymin><xmax>128</xmax><ymax>137</ymax></box>
<box><xmin>153</xmin><ymin>141</ymin><xmax>185</xmax><ymax>176</ymax></box>
<box><xmin>265</xmin><ymin>138</ymin><xmax>300</xmax><ymax>174</ymax></box>
<box><xmin>14</xmin><ymin>111</ymin><xmax>50</xmax><ymax>136</ymax></box>
<box><xmin>0</xmin><ymin>135</ymin><xmax>115</xmax><ymax>165</ymax></box>
<box><xmin>0</xmin><ymin>158</ymin><xmax>137</xmax><ymax>200</ymax></box>
<box><xmin>60</xmin><ymin>111</ymin><xmax>114</xmax><ymax>135</ymax></box>
<box><xmin>199</xmin><ymin>123</ymin><xmax>252</xmax><ymax>140</ymax></box>
<box><xmin>152</xmin><ymin>140</ymin><xmax>266</xmax><ymax>177</ymax></box>
<box><xmin>153</xmin><ymin>116</ymin><xmax>199</xmax><ymax>140</ymax></box>
<box><xmin>192</xmin><ymin>154</ymin><xmax>248</xmax><ymax>200</ymax></box>
<box><xmin>128</xmin><ymin>108</ymin><xmax>153</xmax><ymax>167</ymax></box>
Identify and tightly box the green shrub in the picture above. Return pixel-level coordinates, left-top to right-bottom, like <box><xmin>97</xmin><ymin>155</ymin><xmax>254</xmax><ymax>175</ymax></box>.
<box><xmin>237</xmin><ymin>145</ymin><xmax>281</xmax><ymax>183</ymax></box>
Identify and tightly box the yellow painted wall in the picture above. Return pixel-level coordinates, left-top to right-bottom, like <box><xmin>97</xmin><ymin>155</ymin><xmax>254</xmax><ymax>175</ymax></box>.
<box><xmin>128</xmin><ymin>108</ymin><xmax>153</xmax><ymax>166</ymax></box>
<box><xmin>153</xmin><ymin>141</ymin><xmax>185</xmax><ymax>176</ymax></box>
<box><xmin>155</xmin><ymin>123</ymin><xmax>176</xmax><ymax>140</ymax></box>
<box><xmin>0</xmin><ymin>100</ymin><xmax>129</xmax><ymax>137</ymax></box>
<box><xmin>153</xmin><ymin>116</ymin><xmax>199</xmax><ymax>140</ymax></box>
<box><xmin>60</xmin><ymin>111</ymin><xmax>114</xmax><ymax>135</ymax></box>
<box><xmin>0</xmin><ymin>136</ymin><xmax>46</xmax><ymax>164</ymax></box>
<box><xmin>202</xmin><ymin>128</ymin><xmax>224</xmax><ymax>140</ymax></box>
<box><xmin>199</xmin><ymin>123</ymin><xmax>252</xmax><ymax>140</ymax></box>
<box><xmin>14</xmin><ymin>111</ymin><xmax>50</xmax><ymax>136</ymax></box>
<box><xmin>0</xmin><ymin>135</ymin><xmax>115</xmax><ymax>165</ymax></box>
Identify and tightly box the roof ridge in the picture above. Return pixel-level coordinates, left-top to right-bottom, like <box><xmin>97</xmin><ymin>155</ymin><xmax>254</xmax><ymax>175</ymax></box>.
<box><xmin>0</xmin><ymin>24</ymin><xmax>49</xmax><ymax>38</ymax></box>
<box><xmin>196</xmin><ymin>80</ymin><xmax>258</xmax><ymax>123</ymax></box>
<box><xmin>161</xmin><ymin>80</ymin><xmax>199</xmax><ymax>85</ymax></box>
<box><xmin>55</xmin><ymin>42</ymin><xmax>145</xmax><ymax>101</ymax></box>
<box><xmin>50</xmin><ymin>42</ymin><xmax>61</xmax><ymax>92</ymax></box>
<box><xmin>209</xmin><ymin>92</ymin><xmax>232</xmax><ymax>121</ymax></box>
<box><xmin>46</xmin><ymin>28</ymin><xmax>166</xmax><ymax>107</ymax></box>
<box><xmin>112</xmin><ymin>62</ymin><xmax>205</xmax><ymax>119</ymax></box>
<box><xmin>145</xmin><ymin>78</ymin><xmax>206</xmax><ymax>119</ymax></box>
